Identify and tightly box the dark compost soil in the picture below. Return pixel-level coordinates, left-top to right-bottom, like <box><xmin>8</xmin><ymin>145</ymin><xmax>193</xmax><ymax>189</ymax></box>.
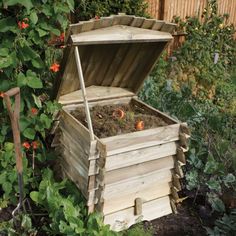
<box><xmin>71</xmin><ymin>104</ymin><xmax>168</xmax><ymax>138</ymax></box>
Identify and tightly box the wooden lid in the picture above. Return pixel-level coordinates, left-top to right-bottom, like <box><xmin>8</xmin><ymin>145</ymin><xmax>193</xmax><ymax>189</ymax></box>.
<box><xmin>52</xmin><ymin>15</ymin><xmax>176</xmax><ymax>102</ymax></box>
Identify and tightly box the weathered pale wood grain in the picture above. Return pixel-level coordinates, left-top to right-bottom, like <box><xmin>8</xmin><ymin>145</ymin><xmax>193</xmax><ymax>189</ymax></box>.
<box><xmin>105</xmin><ymin>141</ymin><xmax>178</xmax><ymax>171</ymax></box>
<box><xmin>102</xmin><ymin>181</ymin><xmax>171</xmax><ymax>215</ymax></box>
<box><xmin>71</xmin><ymin>25</ymin><xmax>173</xmax><ymax>45</ymax></box>
<box><xmin>59</xmin><ymin>86</ymin><xmax>134</xmax><ymax>105</ymax></box>
<box><xmin>104</xmin><ymin>196</ymin><xmax>172</xmax><ymax>231</ymax></box>
<box><xmin>101</xmin><ymin>124</ymin><xmax>180</xmax><ymax>156</ymax></box>
<box><xmin>105</xmin><ymin>155</ymin><xmax>174</xmax><ymax>185</ymax></box>
<box><xmin>103</xmin><ymin>168</ymin><xmax>172</xmax><ymax>199</ymax></box>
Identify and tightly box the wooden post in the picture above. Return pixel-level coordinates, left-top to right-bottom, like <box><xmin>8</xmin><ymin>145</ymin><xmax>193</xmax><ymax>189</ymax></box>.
<box><xmin>74</xmin><ymin>46</ymin><xmax>95</xmax><ymax>141</ymax></box>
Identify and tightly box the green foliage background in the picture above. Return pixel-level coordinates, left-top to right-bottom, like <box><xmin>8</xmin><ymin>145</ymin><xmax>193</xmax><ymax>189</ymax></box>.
<box><xmin>0</xmin><ymin>0</ymin><xmax>236</xmax><ymax>235</ymax></box>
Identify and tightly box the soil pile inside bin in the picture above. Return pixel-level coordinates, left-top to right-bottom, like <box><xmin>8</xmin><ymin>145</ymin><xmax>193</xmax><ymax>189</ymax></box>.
<box><xmin>71</xmin><ymin>104</ymin><xmax>168</xmax><ymax>138</ymax></box>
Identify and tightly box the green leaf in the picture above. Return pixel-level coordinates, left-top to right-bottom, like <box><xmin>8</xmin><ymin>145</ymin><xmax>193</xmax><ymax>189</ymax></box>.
<box><xmin>51</xmin><ymin>28</ymin><xmax>61</xmax><ymax>36</ymax></box>
<box><xmin>0</xmin><ymin>17</ymin><xmax>16</xmax><ymax>33</ymax></box>
<box><xmin>16</xmin><ymin>72</ymin><xmax>27</xmax><ymax>87</ymax></box>
<box><xmin>32</xmin><ymin>94</ymin><xmax>42</xmax><ymax>108</ymax></box>
<box><xmin>0</xmin><ymin>55</ymin><xmax>13</xmax><ymax>69</ymax></box>
<box><xmin>2</xmin><ymin>181</ymin><xmax>12</xmax><ymax>196</ymax></box>
<box><xmin>23</xmin><ymin>128</ymin><xmax>35</xmax><ymax>139</ymax></box>
<box><xmin>37</xmin><ymin>28</ymin><xmax>48</xmax><ymax>37</ymax></box>
<box><xmin>21</xmin><ymin>45</ymin><xmax>38</xmax><ymax>61</ymax></box>
<box><xmin>26</xmin><ymin>70</ymin><xmax>43</xmax><ymax>89</ymax></box>
<box><xmin>30</xmin><ymin>12</ymin><xmax>38</xmax><ymax>25</ymax></box>
<box><xmin>30</xmin><ymin>191</ymin><xmax>40</xmax><ymax>203</ymax></box>
<box><xmin>20</xmin><ymin>117</ymin><xmax>31</xmax><ymax>131</ymax></box>
<box><xmin>0</xmin><ymin>48</ymin><xmax>9</xmax><ymax>56</ymax></box>
<box><xmin>223</xmin><ymin>173</ymin><xmax>236</xmax><ymax>187</ymax></box>
<box><xmin>21</xmin><ymin>214</ymin><xmax>32</xmax><ymax>230</ymax></box>
<box><xmin>6</xmin><ymin>0</ymin><xmax>33</xmax><ymax>13</ymax></box>
<box><xmin>31</xmin><ymin>57</ymin><xmax>44</xmax><ymax>69</ymax></box>
<box><xmin>66</xmin><ymin>0</ymin><xmax>74</xmax><ymax>11</ymax></box>
<box><xmin>40</xmin><ymin>114</ymin><xmax>52</xmax><ymax>129</ymax></box>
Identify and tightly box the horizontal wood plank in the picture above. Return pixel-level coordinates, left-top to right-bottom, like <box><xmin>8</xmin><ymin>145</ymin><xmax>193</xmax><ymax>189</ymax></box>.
<box><xmin>104</xmin><ymin>196</ymin><xmax>172</xmax><ymax>231</ymax></box>
<box><xmin>59</xmin><ymin>86</ymin><xmax>134</xmax><ymax>105</ymax></box>
<box><xmin>103</xmin><ymin>168</ymin><xmax>172</xmax><ymax>199</ymax></box>
<box><xmin>103</xmin><ymin>181</ymin><xmax>171</xmax><ymax>215</ymax></box>
<box><xmin>105</xmin><ymin>141</ymin><xmax>178</xmax><ymax>171</ymax></box>
<box><xmin>101</xmin><ymin>124</ymin><xmax>180</xmax><ymax>156</ymax></box>
<box><xmin>71</xmin><ymin>25</ymin><xmax>173</xmax><ymax>45</ymax></box>
<box><xmin>105</xmin><ymin>155</ymin><xmax>174</xmax><ymax>185</ymax></box>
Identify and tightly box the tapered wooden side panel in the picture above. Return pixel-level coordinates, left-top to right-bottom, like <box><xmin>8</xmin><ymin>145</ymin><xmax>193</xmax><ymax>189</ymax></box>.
<box><xmin>103</xmin><ymin>181</ymin><xmax>171</xmax><ymax>215</ymax></box>
<box><xmin>103</xmin><ymin>168</ymin><xmax>172</xmax><ymax>199</ymax></box>
<box><xmin>104</xmin><ymin>196</ymin><xmax>172</xmax><ymax>231</ymax></box>
<box><xmin>105</xmin><ymin>141</ymin><xmax>178</xmax><ymax>171</ymax></box>
<box><xmin>60</xmin><ymin>157</ymin><xmax>88</xmax><ymax>198</ymax></box>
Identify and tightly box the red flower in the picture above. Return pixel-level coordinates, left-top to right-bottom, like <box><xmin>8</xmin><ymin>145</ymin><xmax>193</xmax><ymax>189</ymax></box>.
<box><xmin>31</xmin><ymin>141</ymin><xmax>39</xmax><ymax>150</ymax></box>
<box><xmin>0</xmin><ymin>92</ymin><xmax>4</xmax><ymax>98</ymax></box>
<box><xmin>18</xmin><ymin>21</ymin><xmax>29</xmax><ymax>29</ymax></box>
<box><xmin>50</xmin><ymin>63</ymin><xmax>60</xmax><ymax>72</ymax></box>
<box><xmin>22</xmin><ymin>142</ymin><xmax>31</xmax><ymax>149</ymax></box>
<box><xmin>59</xmin><ymin>33</ymin><xmax>65</xmax><ymax>42</ymax></box>
<box><xmin>94</xmin><ymin>15</ymin><xmax>100</xmax><ymax>20</ymax></box>
<box><xmin>31</xmin><ymin>107</ymin><xmax>38</xmax><ymax>115</ymax></box>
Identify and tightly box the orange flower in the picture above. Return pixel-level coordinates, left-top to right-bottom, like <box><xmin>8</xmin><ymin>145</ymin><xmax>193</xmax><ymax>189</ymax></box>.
<box><xmin>135</xmin><ymin>121</ymin><xmax>144</xmax><ymax>131</ymax></box>
<box><xmin>0</xmin><ymin>92</ymin><xmax>4</xmax><ymax>98</ymax></box>
<box><xmin>22</xmin><ymin>142</ymin><xmax>31</xmax><ymax>149</ymax></box>
<box><xmin>50</xmin><ymin>63</ymin><xmax>60</xmax><ymax>72</ymax></box>
<box><xmin>31</xmin><ymin>107</ymin><xmax>38</xmax><ymax>115</ymax></box>
<box><xmin>31</xmin><ymin>141</ymin><xmax>39</xmax><ymax>149</ymax></box>
<box><xmin>18</xmin><ymin>21</ymin><xmax>29</xmax><ymax>29</ymax></box>
<box><xmin>59</xmin><ymin>32</ymin><xmax>65</xmax><ymax>42</ymax></box>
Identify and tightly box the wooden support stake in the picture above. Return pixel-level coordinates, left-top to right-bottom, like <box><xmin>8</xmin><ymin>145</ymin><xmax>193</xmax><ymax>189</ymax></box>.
<box><xmin>177</xmin><ymin>147</ymin><xmax>186</xmax><ymax>165</ymax></box>
<box><xmin>179</xmin><ymin>133</ymin><xmax>188</xmax><ymax>149</ymax></box>
<box><xmin>134</xmin><ymin>198</ymin><xmax>142</xmax><ymax>215</ymax></box>
<box><xmin>172</xmin><ymin>174</ymin><xmax>181</xmax><ymax>191</ymax></box>
<box><xmin>170</xmin><ymin>198</ymin><xmax>178</xmax><ymax>214</ymax></box>
<box><xmin>74</xmin><ymin>46</ymin><xmax>94</xmax><ymax>141</ymax></box>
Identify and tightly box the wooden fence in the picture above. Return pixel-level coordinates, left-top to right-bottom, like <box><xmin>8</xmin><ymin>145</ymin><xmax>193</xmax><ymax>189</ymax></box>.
<box><xmin>146</xmin><ymin>0</ymin><xmax>236</xmax><ymax>53</ymax></box>
<box><xmin>146</xmin><ymin>0</ymin><xmax>236</xmax><ymax>26</ymax></box>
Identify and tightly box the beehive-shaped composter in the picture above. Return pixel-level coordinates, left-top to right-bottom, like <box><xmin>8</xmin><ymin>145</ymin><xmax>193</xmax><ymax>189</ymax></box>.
<box><xmin>52</xmin><ymin>15</ymin><xmax>190</xmax><ymax>231</ymax></box>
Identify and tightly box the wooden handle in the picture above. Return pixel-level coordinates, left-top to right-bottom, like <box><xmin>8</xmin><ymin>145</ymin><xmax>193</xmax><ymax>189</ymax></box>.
<box><xmin>3</xmin><ymin>87</ymin><xmax>23</xmax><ymax>174</ymax></box>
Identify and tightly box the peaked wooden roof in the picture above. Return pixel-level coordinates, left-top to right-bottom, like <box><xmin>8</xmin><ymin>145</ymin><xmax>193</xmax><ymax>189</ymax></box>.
<box><xmin>52</xmin><ymin>15</ymin><xmax>176</xmax><ymax>101</ymax></box>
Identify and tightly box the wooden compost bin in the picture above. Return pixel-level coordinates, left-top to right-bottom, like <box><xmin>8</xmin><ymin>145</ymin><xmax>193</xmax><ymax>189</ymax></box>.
<box><xmin>52</xmin><ymin>15</ymin><xmax>190</xmax><ymax>231</ymax></box>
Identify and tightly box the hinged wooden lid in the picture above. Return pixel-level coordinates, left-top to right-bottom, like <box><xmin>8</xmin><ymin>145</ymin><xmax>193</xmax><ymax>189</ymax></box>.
<box><xmin>52</xmin><ymin>15</ymin><xmax>176</xmax><ymax>103</ymax></box>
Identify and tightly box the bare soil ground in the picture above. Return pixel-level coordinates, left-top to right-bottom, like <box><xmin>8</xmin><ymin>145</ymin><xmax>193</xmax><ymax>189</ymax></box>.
<box><xmin>71</xmin><ymin>104</ymin><xmax>167</xmax><ymax>138</ymax></box>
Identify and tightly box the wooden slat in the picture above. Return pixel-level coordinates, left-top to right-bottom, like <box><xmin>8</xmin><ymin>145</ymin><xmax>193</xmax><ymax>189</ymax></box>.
<box><xmin>101</xmin><ymin>44</ymin><xmax>130</xmax><ymax>86</ymax></box>
<box><xmin>60</xmin><ymin>157</ymin><xmax>88</xmax><ymax>198</ymax></box>
<box><xmin>130</xmin><ymin>16</ymin><xmax>145</xmax><ymax>27</ymax></box>
<box><xmin>102</xmin><ymin>181</ymin><xmax>171</xmax><ymax>215</ymax></box>
<box><xmin>59</xmin><ymin>86</ymin><xmax>134</xmax><ymax>105</ymax></box>
<box><xmin>103</xmin><ymin>168</ymin><xmax>172</xmax><ymax>199</ymax></box>
<box><xmin>71</xmin><ymin>25</ymin><xmax>173</xmax><ymax>45</ymax></box>
<box><xmin>104</xmin><ymin>196</ymin><xmax>172</xmax><ymax>231</ymax></box>
<box><xmin>101</xmin><ymin>123</ymin><xmax>180</xmax><ymax>156</ymax></box>
<box><xmin>141</xmin><ymin>19</ymin><xmax>156</xmax><ymax>29</ymax></box>
<box><xmin>161</xmin><ymin>22</ymin><xmax>176</xmax><ymax>33</ymax></box>
<box><xmin>111</xmin><ymin>43</ymin><xmax>142</xmax><ymax>87</ymax></box>
<box><xmin>105</xmin><ymin>155</ymin><xmax>174</xmax><ymax>185</ymax></box>
<box><xmin>63</xmin><ymin>96</ymin><xmax>133</xmax><ymax>112</ymax></box>
<box><xmin>105</xmin><ymin>141</ymin><xmax>178</xmax><ymax>171</ymax></box>
<box><xmin>152</xmin><ymin>20</ymin><xmax>165</xmax><ymax>30</ymax></box>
